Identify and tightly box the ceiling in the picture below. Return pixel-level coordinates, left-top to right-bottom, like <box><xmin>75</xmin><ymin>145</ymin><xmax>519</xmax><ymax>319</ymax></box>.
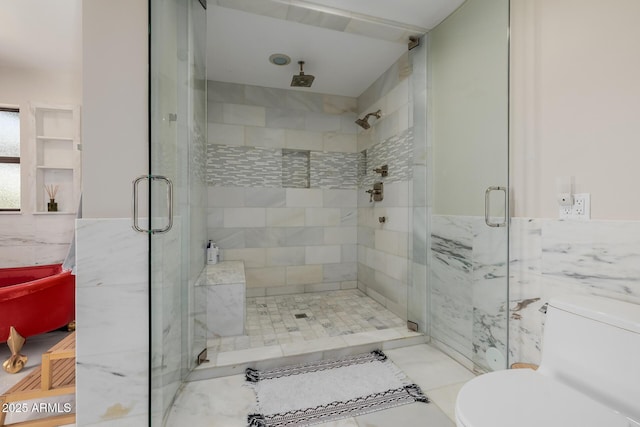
<box><xmin>0</xmin><ymin>0</ymin><xmax>464</xmax><ymax>98</ymax></box>
<box><xmin>208</xmin><ymin>0</ymin><xmax>465</xmax><ymax>97</ymax></box>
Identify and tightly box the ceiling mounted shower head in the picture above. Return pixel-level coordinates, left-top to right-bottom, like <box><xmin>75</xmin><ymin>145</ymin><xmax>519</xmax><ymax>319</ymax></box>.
<box><xmin>291</xmin><ymin>61</ymin><xmax>315</xmax><ymax>88</ymax></box>
<box><xmin>355</xmin><ymin>109</ymin><xmax>382</xmax><ymax>129</ymax></box>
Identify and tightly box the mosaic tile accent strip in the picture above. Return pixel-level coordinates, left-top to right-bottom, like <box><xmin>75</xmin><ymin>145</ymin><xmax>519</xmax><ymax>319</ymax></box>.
<box><xmin>310</xmin><ymin>151</ymin><xmax>359</xmax><ymax>189</ymax></box>
<box><xmin>282</xmin><ymin>149</ymin><xmax>310</xmax><ymax>188</ymax></box>
<box><xmin>207</xmin><ymin>289</ymin><xmax>405</xmax><ymax>352</ymax></box>
<box><xmin>208</xmin><ymin>144</ymin><xmax>359</xmax><ymax>189</ymax></box>
<box><xmin>192</xmin><ymin>121</ymin><xmax>207</xmax><ymax>183</ymax></box>
<box><xmin>207</xmin><ymin>144</ymin><xmax>282</xmax><ymax>188</ymax></box>
<box><xmin>359</xmin><ymin>127</ymin><xmax>413</xmax><ymax>187</ymax></box>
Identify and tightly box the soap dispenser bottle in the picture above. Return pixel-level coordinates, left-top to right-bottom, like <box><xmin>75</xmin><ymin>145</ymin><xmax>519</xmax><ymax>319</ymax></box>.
<box><xmin>207</xmin><ymin>241</ymin><xmax>219</xmax><ymax>265</ymax></box>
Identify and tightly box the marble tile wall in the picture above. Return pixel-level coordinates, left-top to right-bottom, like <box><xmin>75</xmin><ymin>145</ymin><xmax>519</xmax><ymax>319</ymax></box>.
<box><xmin>430</xmin><ymin>215</ymin><xmax>508</xmax><ymax>372</ymax></box>
<box><xmin>356</xmin><ymin>52</ymin><xmax>415</xmax><ymax>323</ymax></box>
<box><xmin>430</xmin><ymin>214</ymin><xmax>640</xmax><ymax>372</ymax></box>
<box><xmin>207</xmin><ymin>186</ymin><xmax>357</xmax><ymax>296</ymax></box>
<box><xmin>75</xmin><ymin>218</ymin><xmax>148</xmax><ymax>426</ymax></box>
<box><xmin>207</xmin><ymin>82</ymin><xmax>359</xmax><ymax>296</ymax></box>
<box><xmin>508</xmin><ymin>217</ymin><xmax>640</xmax><ymax>366</ymax></box>
<box><xmin>0</xmin><ymin>213</ymin><xmax>75</xmax><ymax>268</ymax></box>
<box><xmin>358</xmin><ymin>128</ymin><xmax>413</xmax><ymax>188</ymax></box>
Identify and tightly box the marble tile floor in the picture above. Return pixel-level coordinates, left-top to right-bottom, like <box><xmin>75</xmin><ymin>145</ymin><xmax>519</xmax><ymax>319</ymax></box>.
<box><xmin>195</xmin><ymin>290</ymin><xmax>425</xmax><ymax>378</ymax></box>
<box><xmin>167</xmin><ymin>343</ymin><xmax>476</xmax><ymax>427</ymax></box>
<box><xmin>0</xmin><ymin>330</ymin><xmax>75</xmax><ymax>426</ymax></box>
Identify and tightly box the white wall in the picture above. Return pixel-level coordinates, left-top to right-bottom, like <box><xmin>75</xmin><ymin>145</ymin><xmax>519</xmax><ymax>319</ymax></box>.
<box><xmin>82</xmin><ymin>0</ymin><xmax>149</xmax><ymax>218</ymax></box>
<box><xmin>508</xmin><ymin>0</ymin><xmax>640</xmax><ymax>365</ymax></box>
<box><xmin>0</xmin><ymin>67</ymin><xmax>81</xmax><ymax>267</ymax></box>
<box><xmin>77</xmin><ymin>0</ymin><xmax>149</xmax><ymax>425</ymax></box>
<box><xmin>511</xmin><ymin>0</ymin><xmax>640</xmax><ymax>220</ymax></box>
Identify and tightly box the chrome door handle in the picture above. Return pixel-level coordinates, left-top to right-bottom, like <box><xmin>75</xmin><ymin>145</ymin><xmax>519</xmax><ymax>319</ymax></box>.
<box><xmin>132</xmin><ymin>175</ymin><xmax>174</xmax><ymax>234</ymax></box>
<box><xmin>485</xmin><ymin>186</ymin><xmax>507</xmax><ymax>228</ymax></box>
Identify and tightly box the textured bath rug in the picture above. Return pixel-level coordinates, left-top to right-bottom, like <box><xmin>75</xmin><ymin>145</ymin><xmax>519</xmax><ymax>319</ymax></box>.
<box><xmin>245</xmin><ymin>350</ymin><xmax>428</xmax><ymax>427</ymax></box>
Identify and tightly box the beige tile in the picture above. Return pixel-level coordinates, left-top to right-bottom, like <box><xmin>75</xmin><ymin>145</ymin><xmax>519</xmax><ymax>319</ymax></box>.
<box><xmin>385</xmin><ymin>345</ymin><xmax>475</xmax><ymax>392</ymax></box>
<box><xmin>285</xmin><ymin>129</ymin><xmax>323</xmax><ymax>150</ymax></box>
<box><xmin>245</xmin><ymin>266</ymin><xmax>285</xmax><ymax>287</ymax></box>
<box><xmin>208</xmin><ymin>187</ymin><xmax>244</xmax><ymax>207</ymax></box>
<box><xmin>323</xmin><ymin>132</ymin><xmax>357</xmax><ymax>153</ymax></box>
<box><xmin>286</xmin><ymin>188</ymin><xmax>323</xmax><ymax>207</ymax></box>
<box><xmin>341</xmin><ymin>328</ymin><xmax>403</xmax><ymax>346</ymax></box>
<box><xmin>305</xmin><ymin>282</ymin><xmax>341</xmax><ymax>292</ymax></box>
<box><xmin>245</xmin><ymin>126</ymin><xmax>285</xmax><ymax>148</ymax></box>
<box><xmin>306</xmin><ymin>245</ymin><xmax>341</xmax><ymax>264</ymax></box>
<box><xmin>322</xmin><ymin>94</ymin><xmax>357</xmax><ymax>115</ymax></box>
<box><xmin>223</xmin><ymin>103</ymin><xmax>265</xmax><ymax>127</ymax></box>
<box><xmin>216</xmin><ymin>345</ymin><xmax>283</xmax><ymax>366</ymax></box>
<box><xmin>374</xmin><ymin>229</ymin><xmax>400</xmax><ymax>254</ymax></box>
<box><xmin>354</xmin><ymin>401</ymin><xmax>454</xmax><ymax>427</ymax></box>
<box><xmin>306</xmin><ymin>208</ymin><xmax>341</xmax><ymax>226</ymax></box>
<box><xmin>286</xmin><ymin>264</ymin><xmax>323</xmax><ymax>285</ymax></box>
<box><xmin>266</xmin><ymin>207</ymin><xmax>305</xmax><ymax>227</ymax></box>
<box><xmin>222</xmin><ymin>248</ymin><xmax>266</xmax><ymax>268</ymax></box>
<box><xmin>208</xmin><ymin>123</ymin><xmax>245</xmax><ymax>146</ymax></box>
<box><xmin>265</xmin><ymin>284</ymin><xmax>305</xmax><ymax>296</ymax></box>
<box><xmin>223</xmin><ymin>208</ymin><xmax>265</xmax><ymax>228</ymax></box>
<box><xmin>267</xmin><ymin>247</ymin><xmax>305</xmax><ymax>266</ymax></box>
<box><xmin>317</xmin><ymin>418</ymin><xmax>359</xmax><ymax>427</ymax></box>
<box><xmin>281</xmin><ymin>336</ymin><xmax>348</xmax><ymax>356</ymax></box>
<box><xmin>426</xmin><ymin>381</ymin><xmax>468</xmax><ymax>422</ymax></box>
<box><xmin>324</xmin><ymin>226</ymin><xmax>357</xmax><ymax>245</ymax></box>
<box><xmin>164</xmin><ymin>374</ymin><xmax>255</xmax><ymax>427</ymax></box>
<box><xmin>384</xmin><ymin>253</ymin><xmax>408</xmax><ymax>282</ymax></box>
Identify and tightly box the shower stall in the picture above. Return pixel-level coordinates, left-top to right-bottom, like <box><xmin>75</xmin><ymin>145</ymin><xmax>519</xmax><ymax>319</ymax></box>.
<box><xmin>148</xmin><ymin>0</ymin><xmax>508</xmax><ymax>424</ymax></box>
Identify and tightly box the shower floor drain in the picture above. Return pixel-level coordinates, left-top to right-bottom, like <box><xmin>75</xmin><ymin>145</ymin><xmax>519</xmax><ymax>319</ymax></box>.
<box><xmin>294</xmin><ymin>313</ymin><xmax>308</xmax><ymax>319</ymax></box>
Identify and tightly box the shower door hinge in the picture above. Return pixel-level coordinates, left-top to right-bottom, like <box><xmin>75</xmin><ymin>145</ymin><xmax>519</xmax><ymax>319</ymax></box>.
<box><xmin>197</xmin><ymin>348</ymin><xmax>209</xmax><ymax>365</ymax></box>
<box><xmin>407</xmin><ymin>320</ymin><xmax>418</xmax><ymax>332</ymax></box>
<box><xmin>408</xmin><ymin>36</ymin><xmax>420</xmax><ymax>50</ymax></box>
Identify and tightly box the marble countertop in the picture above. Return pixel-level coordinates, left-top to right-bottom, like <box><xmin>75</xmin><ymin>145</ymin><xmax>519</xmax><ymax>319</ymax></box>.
<box><xmin>205</xmin><ymin>261</ymin><xmax>245</xmax><ymax>285</ymax></box>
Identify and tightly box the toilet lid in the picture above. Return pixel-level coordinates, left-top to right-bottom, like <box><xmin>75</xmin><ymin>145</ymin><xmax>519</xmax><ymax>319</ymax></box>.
<box><xmin>455</xmin><ymin>369</ymin><xmax>631</xmax><ymax>427</ymax></box>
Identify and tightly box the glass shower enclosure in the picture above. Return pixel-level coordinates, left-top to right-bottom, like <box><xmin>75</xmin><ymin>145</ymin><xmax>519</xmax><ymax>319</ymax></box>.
<box><xmin>149</xmin><ymin>0</ymin><xmax>207</xmax><ymax>424</ymax></box>
<box><xmin>424</xmin><ymin>0</ymin><xmax>510</xmax><ymax>372</ymax></box>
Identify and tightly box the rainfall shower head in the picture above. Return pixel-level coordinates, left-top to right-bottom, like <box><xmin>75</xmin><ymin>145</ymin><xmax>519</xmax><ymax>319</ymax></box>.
<box><xmin>291</xmin><ymin>61</ymin><xmax>315</xmax><ymax>88</ymax></box>
<box><xmin>355</xmin><ymin>109</ymin><xmax>382</xmax><ymax>129</ymax></box>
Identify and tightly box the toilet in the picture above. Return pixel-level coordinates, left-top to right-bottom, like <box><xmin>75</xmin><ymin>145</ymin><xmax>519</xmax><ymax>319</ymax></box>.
<box><xmin>455</xmin><ymin>295</ymin><xmax>640</xmax><ymax>427</ymax></box>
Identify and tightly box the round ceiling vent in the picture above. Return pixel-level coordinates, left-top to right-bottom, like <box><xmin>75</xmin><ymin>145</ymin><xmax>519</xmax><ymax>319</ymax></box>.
<box><xmin>269</xmin><ymin>53</ymin><xmax>291</xmax><ymax>66</ymax></box>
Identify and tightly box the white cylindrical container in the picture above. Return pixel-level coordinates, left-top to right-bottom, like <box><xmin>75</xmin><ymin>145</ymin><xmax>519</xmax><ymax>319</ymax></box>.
<box><xmin>207</xmin><ymin>244</ymin><xmax>218</xmax><ymax>265</ymax></box>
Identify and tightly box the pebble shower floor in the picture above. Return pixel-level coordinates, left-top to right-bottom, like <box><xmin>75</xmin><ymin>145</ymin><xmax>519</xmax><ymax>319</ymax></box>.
<box><xmin>207</xmin><ymin>290</ymin><xmax>406</xmax><ymax>353</ymax></box>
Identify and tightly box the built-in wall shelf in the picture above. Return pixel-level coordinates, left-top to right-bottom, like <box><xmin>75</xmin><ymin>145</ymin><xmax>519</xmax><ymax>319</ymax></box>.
<box><xmin>30</xmin><ymin>103</ymin><xmax>81</xmax><ymax>214</ymax></box>
<box><xmin>36</xmin><ymin>136</ymin><xmax>74</xmax><ymax>141</ymax></box>
<box><xmin>33</xmin><ymin>212</ymin><xmax>77</xmax><ymax>216</ymax></box>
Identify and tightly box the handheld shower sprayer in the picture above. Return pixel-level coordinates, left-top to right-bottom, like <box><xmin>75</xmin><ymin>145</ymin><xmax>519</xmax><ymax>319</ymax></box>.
<box><xmin>355</xmin><ymin>109</ymin><xmax>382</xmax><ymax>129</ymax></box>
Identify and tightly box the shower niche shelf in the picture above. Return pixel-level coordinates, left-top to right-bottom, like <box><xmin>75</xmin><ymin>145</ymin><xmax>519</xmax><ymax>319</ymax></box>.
<box><xmin>282</xmin><ymin>149</ymin><xmax>310</xmax><ymax>188</ymax></box>
<box><xmin>30</xmin><ymin>103</ymin><xmax>82</xmax><ymax>213</ymax></box>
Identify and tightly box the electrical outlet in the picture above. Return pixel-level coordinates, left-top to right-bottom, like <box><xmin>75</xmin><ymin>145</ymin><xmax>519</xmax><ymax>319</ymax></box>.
<box><xmin>558</xmin><ymin>193</ymin><xmax>590</xmax><ymax>220</ymax></box>
<box><xmin>559</xmin><ymin>204</ymin><xmax>572</xmax><ymax>219</ymax></box>
<box><xmin>573</xmin><ymin>193</ymin><xmax>590</xmax><ymax>219</ymax></box>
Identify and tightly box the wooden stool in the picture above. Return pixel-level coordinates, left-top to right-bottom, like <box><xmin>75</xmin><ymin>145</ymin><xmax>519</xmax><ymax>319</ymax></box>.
<box><xmin>0</xmin><ymin>332</ymin><xmax>76</xmax><ymax>427</ymax></box>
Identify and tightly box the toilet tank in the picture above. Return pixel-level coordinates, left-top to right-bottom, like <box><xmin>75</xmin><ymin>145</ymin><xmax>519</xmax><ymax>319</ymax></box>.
<box><xmin>538</xmin><ymin>295</ymin><xmax>640</xmax><ymax>422</ymax></box>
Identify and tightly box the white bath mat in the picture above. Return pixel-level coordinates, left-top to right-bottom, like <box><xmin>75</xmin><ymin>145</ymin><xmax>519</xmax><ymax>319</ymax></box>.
<box><xmin>245</xmin><ymin>350</ymin><xmax>428</xmax><ymax>427</ymax></box>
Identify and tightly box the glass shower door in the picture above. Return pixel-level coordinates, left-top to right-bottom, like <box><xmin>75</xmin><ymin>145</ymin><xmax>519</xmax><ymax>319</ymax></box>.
<box><xmin>149</xmin><ymin>0</ymin><xmax>207</xmax><ymax>424</ymax></box>
<box><xmin>426</xmin><ymin>0</ymin><xmax>510</xmax><ymax>372</ymax></box>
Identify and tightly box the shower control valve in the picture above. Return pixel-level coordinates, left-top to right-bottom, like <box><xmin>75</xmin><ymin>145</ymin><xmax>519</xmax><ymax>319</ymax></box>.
<box><xmin>373</xmin><ymin>165</ymin><xmax>388</xmax><ymax>177</ymax></box>
<box><xmin>366</xmin><ymin>182</ymin><xmax>384</xmax><ymax>202</ymax></box>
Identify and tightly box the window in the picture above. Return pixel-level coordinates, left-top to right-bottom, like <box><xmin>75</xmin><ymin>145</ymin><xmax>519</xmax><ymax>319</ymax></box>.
<box><xmin>0</xmin><ymin>107</ymin><xmax>20</xmax><ymax>211</ymax></box>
